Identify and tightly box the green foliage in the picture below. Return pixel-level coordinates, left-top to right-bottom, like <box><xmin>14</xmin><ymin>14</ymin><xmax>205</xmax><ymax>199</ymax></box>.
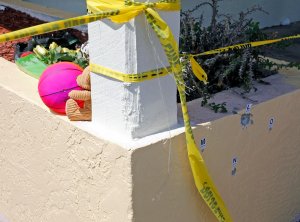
<box><xmin>180</xmin><ymin>1</ymin><xmax>299</xmax><ymax>112</ymax></box>
<box><xmin>208</xmin><ymin>102</ymin><xmax>228</xmax><ymax>113</ymax></box>
<box><xmin>33</xmin><ymin>42</ymin><xmax>88</xmax><ymax>68</ymax></box>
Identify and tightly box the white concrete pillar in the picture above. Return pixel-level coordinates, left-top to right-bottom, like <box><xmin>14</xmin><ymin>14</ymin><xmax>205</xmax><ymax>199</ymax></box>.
<box><xmin>88</xmin><ymin>2</ymin><xmax>180</xmax><ymax>139</ymax></box>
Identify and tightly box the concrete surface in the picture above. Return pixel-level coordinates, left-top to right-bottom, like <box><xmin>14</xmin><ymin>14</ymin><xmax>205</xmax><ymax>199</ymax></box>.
<box><xmin>263</xmin><ymin>21</ymin><xmax>300</xmax><ymax>63</ymax></box>
<box><xmin>24</xmin><ymin>0</ymin><xmax>86</xmax><ymax>15</ymax></box>
<box><xmin>181</xmin><ymin>73</ymin><xmax>299</xmax><ymax>124</ymax></box>
<box><xmin>88</xmin><ymin>3</ymin><xmax>179</xmax><ymax>139</ymax></box>
<box><xmin>0</xmin><ymin>0</ymin><xmax>78</xmax><ymax>19</ymax></box>
<box><xmin>0</xmin><ymin>58</ymin><xmax>132</xmax><ymax>222</ymax></box>
<box><xmin>182</xmin><ymin>0</ymin><xmax>300</xmax><ymax>28</ymax></box>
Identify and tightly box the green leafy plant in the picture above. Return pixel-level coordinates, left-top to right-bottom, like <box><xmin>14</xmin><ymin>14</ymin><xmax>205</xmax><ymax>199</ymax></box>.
<box><xmin>208</xmin><ymin>102</ymin><xmax>228</xmax><ymax>113</ymax></box>
<box><xmin>33</xmin><ymin>42</ymin><xmax>88</xmax><ymax>68</ymax></box>
<box><xmin>180</xmin><ymin>1</ymin><xmax>299</xmax><ymax>112</ymax></box>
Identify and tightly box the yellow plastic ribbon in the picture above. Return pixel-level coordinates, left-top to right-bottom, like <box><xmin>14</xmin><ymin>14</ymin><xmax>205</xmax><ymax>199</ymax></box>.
<box><xmin>88</xmin><ymin>1</ymin><xmax>232</xmax><ymax>221</ymax></box>
<box><xmin>0</xmin><ymin>1</ymin><xmax>232</xmax><ymax>221</ymax></box>
<box><xmin>90</xmin><ymin>63</ymin><xmax>172</xmax><ymax>82</ymax></box>
<box><xmin>144</xmin><ymin>7</ymin><xmax>231</xmax><ymax>222</ymax></box>
<box><xmin>1</xmin><ymin>4</ymin><xmax>300</xmax><ymax>221</ymax></box>
<box><xmin>192</xmin><ymin>34</ymin><xmax>300</xmax><ymax>57</ymax></box>
<box><xmin>190</xmin><ymin>56</ymin><xmax>208</xmax><ymax>84</ymax></box>
<box><xmin>0</xmin><ymin>11</ymin><xmax>121</xmax><ymax>43</ymax></box>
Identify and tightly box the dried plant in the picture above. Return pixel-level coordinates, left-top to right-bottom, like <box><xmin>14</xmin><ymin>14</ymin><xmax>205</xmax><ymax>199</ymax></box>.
<box><xmin>179</xmin><ymin>0</ymin><xmax>297</xmax><ymax>109</ymax></box>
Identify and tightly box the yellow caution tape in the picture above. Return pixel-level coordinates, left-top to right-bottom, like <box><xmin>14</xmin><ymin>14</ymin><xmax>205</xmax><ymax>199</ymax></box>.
<box><xmin>90</xmin><ymin>63</ymin><xmax>172</xmax><ymax>82</ymax></box>
<box><xmin>2</xmin><ymin>1</ymin><xmax>300</xmax><ymax>221</ymax></box>
<box><xmin>88</xmin><ymin>1</ymin><xmax>233</xmax><ymax>221</ymax></box>
<box><xmin>127</xmin><ymin>4</ymin><xmax>229</xmax><ymax>221</ymax></box>
<box><xmin>0</xmin><ymin>11</ymin><xmax>122</xmax><ymax>43</ymax></box>
<box><xmin>190</xmin><ymin>56</ymin><xmax>208</xmax><ymax>84</ymax></box>
<box><xmin>187</xmin><ymin>34</ymin><xmax>300</xmax><ymax>85</ymax></box>
<box><xmin>192</xmin><ymin>34</ymin><xmax>300</xmax><ymax>57</ymax></box>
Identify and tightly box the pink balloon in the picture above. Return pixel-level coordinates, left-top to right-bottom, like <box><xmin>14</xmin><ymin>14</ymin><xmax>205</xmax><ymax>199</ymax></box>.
<box><xmin>38</xmin><ymin>62</ymin><xmax>83</xmax><ymax>114</ymax></box>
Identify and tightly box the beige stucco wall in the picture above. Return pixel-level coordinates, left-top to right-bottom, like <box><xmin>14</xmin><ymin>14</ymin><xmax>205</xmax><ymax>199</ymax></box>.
<box><xmin>0</xmin><ymin>58</ymin><xmax>132</xmax><ymax>222</ymax></box>
<box><xmin>132</xmin><ymin>89</ymin><xmax>300</xmax><ymax>222</ymax></box>
<box><xmin>1</xmin><ymin>58</ymin><xmax>300</xmax><ymax>222</ymax></box>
